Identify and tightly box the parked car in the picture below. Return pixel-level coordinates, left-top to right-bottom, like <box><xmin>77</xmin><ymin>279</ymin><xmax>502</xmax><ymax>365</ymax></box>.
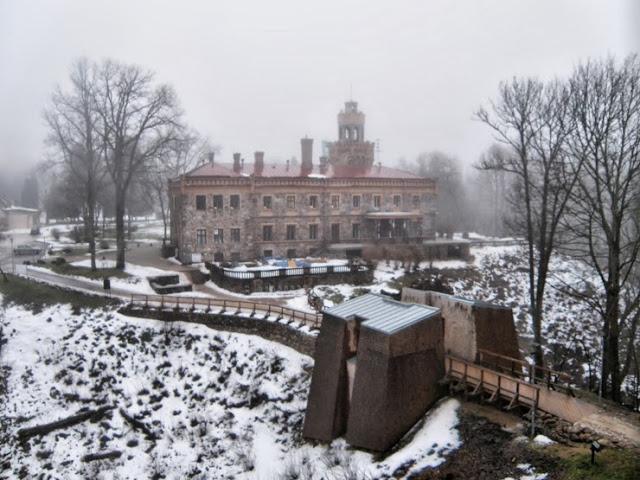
<box><xmin>13</xmin><ymin>244</ymin><xmax>42</xmax><ymax>255</ymax></box>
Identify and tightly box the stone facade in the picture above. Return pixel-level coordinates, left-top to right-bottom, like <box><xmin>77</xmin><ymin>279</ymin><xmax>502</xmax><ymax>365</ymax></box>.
<box><xmin>169</xmin><ymin>101</ymin><xmax>437</xmax><ymax>263</ymax></box>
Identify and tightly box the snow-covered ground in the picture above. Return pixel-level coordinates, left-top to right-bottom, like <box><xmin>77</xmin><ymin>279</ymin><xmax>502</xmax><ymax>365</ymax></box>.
<box><xmin>1</xmin><ymin>241</ymin><xmax>604</xmax><ymax>478</ymax></box>
<box><xmin>0</xmin><ymin>301</ymin><xmax>463</xmax><ymax>479</ymax></box>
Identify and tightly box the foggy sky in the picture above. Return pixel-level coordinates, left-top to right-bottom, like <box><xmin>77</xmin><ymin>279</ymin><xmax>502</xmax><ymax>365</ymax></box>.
<box><xmin>0</xmin><ymin>0</ymin><xmax>637</xmax><ymax>179</ymax></box>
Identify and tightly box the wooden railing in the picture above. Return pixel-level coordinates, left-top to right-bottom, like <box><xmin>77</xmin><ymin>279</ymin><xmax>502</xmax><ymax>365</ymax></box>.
<box><xmin>446</xmin><ymin>354</ymin><xmax>541</xmax><ymax>410</ymax></box>
<box><xmin>476</xmin><ymin>349</ymin><xmax>573</xmax><ymax>395</ymax></box>
<box><xmin>127</xmin><ymin>293</ymin><xmax>322</xmax><ymax>329</ymax></box>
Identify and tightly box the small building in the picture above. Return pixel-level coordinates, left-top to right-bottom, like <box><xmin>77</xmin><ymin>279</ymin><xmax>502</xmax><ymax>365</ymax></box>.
<box><xmin>303</xmin><ymin>294</ymin><xmax>445</xmax><ymax>452</ymax></box>
<box><xmin>3</xmin><ymin>206</ymin><xmax>40</xmax><ymax>231</ymax></box>
<box><xmin>401</xmin><ymin>288</ymin><xmax>520</xmax><ymax>362</ymax></box>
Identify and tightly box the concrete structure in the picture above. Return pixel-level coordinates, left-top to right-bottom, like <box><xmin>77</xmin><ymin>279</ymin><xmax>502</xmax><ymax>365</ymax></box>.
<box><xmin>401</xmin><ymin>288</ymin><xmax>521</xmax><ymax>363</ymax></box>
<box><xmin>168</xmin><ymin>101</ymin><xmax>437</xmax><ymax>263</ymax></box>
<box><xmin>303</xmin><ymin>294</ymin><xmax>444</xmax><ymax>452</ymax></box>
<box><xmin>3</xmin><ymin>206</ymin><xmax>40</xmax><ymax>231</ymax></box>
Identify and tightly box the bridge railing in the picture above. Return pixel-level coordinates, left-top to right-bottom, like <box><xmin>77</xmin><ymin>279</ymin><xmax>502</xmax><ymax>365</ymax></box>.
<box><xmin>476</xmin><ymin>348</ymin><xmax>573</xmax><ymax>395</ymax></box>
<box><xmin>446</xmin><ymin>354</ymin><xmax>541</xmax><ymax>408</ymax></box>
<box><xmin>127</xmin><ymin>293</ymin><xmax>322</xmax><ymax>329</ymax></box>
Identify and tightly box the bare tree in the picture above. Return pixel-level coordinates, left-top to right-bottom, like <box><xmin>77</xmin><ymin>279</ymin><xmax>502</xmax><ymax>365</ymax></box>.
<box><xmin>94</xmin><ymin>59</ymin><xmax>183</xmax><ymax>269</ymax></box>
<box><xmin>475</xmin><ymin>77</ymin><xmax>578</xmax><ymax>369</ymax></box>
<box><xmin>43</xmin><ymin>58</ymin><xmax>106</xmax><ymax>270</ymax></box>
<box><xmin>140</xmin><ymin>130</ymin><xmax>210</xmax><ymax>247</ymax></box>
<box><xmin>563</xmin><ymin>55</ymin><xmax>640</xmax><ymax>401</ymax></box>
<box><xmin>401</xmin><ymin>151</ymin><xmax>467</xmax><ymax>234</ymax></box>
<box><xmin>470</xmin><ymin>144</ymin><xmax>513</xmax><ymax>236</ymax></box>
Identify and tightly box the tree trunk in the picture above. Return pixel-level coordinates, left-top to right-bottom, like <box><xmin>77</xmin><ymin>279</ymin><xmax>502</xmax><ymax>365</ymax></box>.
<box><xmin>115</xmin><ymin>191</ymin><xmax>126</xmax><ymax>270</ymax></box>
<box><xmin>87</xmin><ymin>194</ymin><xmax>96</xmax><ymax>271</ymax></box>
<box><xmin>127</xmin><ymin>210</ymin><xmax>132</xmax><ymax>241</ymax></box>
<box><xmin>603</xmin><ymin>282</ymin><xmax>622</xmax><ymax>401</ymax></box>
<box><xmin>159</xmin><ymin>192</ymin><xmax>167</xmax><ymax>247</ymax></box>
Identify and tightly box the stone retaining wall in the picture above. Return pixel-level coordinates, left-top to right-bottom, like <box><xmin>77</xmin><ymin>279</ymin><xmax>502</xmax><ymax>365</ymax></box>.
<box><xmin>119</xmin><ymin>305</ymin><xmax>317</xmax><ymax>358</ymax></box>
<box><xmin>208</xmin><ymin>267</ymin><xmax>373</xmax><ymax>294</ymax></box>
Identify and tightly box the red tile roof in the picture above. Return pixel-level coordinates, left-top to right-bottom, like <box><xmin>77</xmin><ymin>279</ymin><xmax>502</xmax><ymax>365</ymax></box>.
<box><xmin>185</xmin><ymin>162</ymin><xmax>424</xmax><ymax>180</ymax></box>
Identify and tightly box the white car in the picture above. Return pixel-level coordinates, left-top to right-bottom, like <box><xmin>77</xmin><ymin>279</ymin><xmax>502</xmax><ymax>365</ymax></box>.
<box><xmin>13</xmin><ymin>244</ymin><xmax>42</xmax><ymax>255</ymax></box>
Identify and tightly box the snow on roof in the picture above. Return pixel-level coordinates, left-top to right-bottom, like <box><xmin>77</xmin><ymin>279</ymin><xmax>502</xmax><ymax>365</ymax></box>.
<box><xmin>184</xmin><ymin>162</ymin><xmax>427</xmax><ymax>180</ymax></box>
<box><xmin>325</xmin><ymin>293</ymin><xmax>440</xmax><ymax>334</ymax></box>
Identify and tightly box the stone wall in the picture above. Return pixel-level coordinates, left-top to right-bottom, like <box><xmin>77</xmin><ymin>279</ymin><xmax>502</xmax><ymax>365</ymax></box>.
<box><xmin>208</xmin><ymin>265</ymin><xmax>374</xmax><ymax>294</ymax></box>
<box><xmin>119</xmin><ymin>305</ymin><xmax>317</xmax><ymax>357</ymax></box>
<box><xmin>401</xmin><ymin>288</ymin><xmax>521</xmax><ymax>363</ymax></box>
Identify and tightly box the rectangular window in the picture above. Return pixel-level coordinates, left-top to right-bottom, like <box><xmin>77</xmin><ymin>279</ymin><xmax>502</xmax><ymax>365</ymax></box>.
<box><xmin>287</xmin><ymin>249</ymin><xmax>297</xmax><ymax>259</ymax></box>
<box><xmin>213</xmin><ymin>229</ymin><xmax>224</xmax><ymax>244</ymax></box>
<box><xmin>213</xmin><ymin>252</ymin><xmax>224</xmax><ymax>262</ymax></box>
<box><xmin>331</xmin><ymin>223</ymin><xmax>340</xmax><ymax>242</ymax></box>
<box><xmin>309</xmin><ymin>224</ymin><xmax>318</xmax><ymax>240</ymax></box>
<box><xmin>352</xmin><ymin>195</ymin><xmax>361</xmax><ymax>208</ymax></box>
<box><xmin>263</xmin><ymin>196</ymin><xmax>272</xmax><ymax>209</ymax></box>
<box><xmin>231</xmin><ymin>252</ymin><xmax>241</xmax><ymax>263</ymax></box>
<box><xmin>196</xmin><ymin>195</ymin><xmax>206</xmax><ymax>211</ymax></box>
<box><xmin>263</xmin><ymin>225</ymin><xmax>273</xmax><ymax>241</ymax></box>
<box><xmin>196</xmin><ymin>229</ymin><xmax>206</xmax><ymax>245</ymax></box>
<box><xmin>286</xmin><ymin>225</ymin><xmax>296</xmax><ymax>240</ymax></box>
<box><xmin>230</xmin><ymin>195</ymin><xmax>240</xmax><ymax>209</ymax></box>
<box><xmin>412</xmin><ymin>194</ymin><xmax>420</xmax><ymax>208</ymax></box>
<box><xmin>286</xmin><ymin>195</ymin><xmax>296</xmax><ymax>209</ymax></box>
<box><xmin>373</xmin><ymin>195</ymin><xmax>381</xmax><ymax>208</ymax></box>
<box><xmin>331</xmin><ymin>195</ymin><xmax>339</xmax><ymax>208</ymax></box>
<box><xmin>309</xmin><ymin>195</ymin><xmax>318</xmax><ymax>209</ymax></box>
<box><xmin>231</xmin><ymin>228</ymin><xmax>240</xmax><ymax>243</ymax></box>
<box><xmin>263</xmin><ymin>249</ymin><xmax>273</xmax><ymax>258</ymax></box>
<box><xmin>352</xmin><ymin>223</ymin><xmax>361</xmax><ymax>239</ymax></box>
<box><xmin>393</xmin><ymin>195</ymin><xmax>401</xmax><ymax>207</ymax></box>
<box><xmin>213</xmin><ymin>195</ymin><xmax>223</xmax><ymax>209</ymax></box>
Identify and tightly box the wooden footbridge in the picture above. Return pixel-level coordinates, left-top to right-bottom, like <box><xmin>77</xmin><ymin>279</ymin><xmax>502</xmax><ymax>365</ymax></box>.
<box><xmin>127</xmin><ymin>293</ymin><xmax>322</xmax><ymax>329</ymax></box>
<box><xmin>445</xmin><ymin>349</ymin><xmax>598</xmax><ymax>423</ymax></box>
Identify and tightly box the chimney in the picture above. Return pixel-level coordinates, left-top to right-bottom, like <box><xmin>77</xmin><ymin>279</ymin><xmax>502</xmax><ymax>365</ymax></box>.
<box><xmin>233</xmin><ymin>153</ymin><xmax>241</xmax><ymax>172</ymax></box>
<box><xmin>254</xmin><ymin>151</ymin><xmax>264</xmax><ymax>171</ymax></box>
<box><xmin>208</xmin><ymin>152</ymin><xmax>215</xmax><ymax>165</ymax></box>
<box><xmin>301</xmin><ymin>137</ymin><xmax>313</xmax><ymax>170</ymax></box>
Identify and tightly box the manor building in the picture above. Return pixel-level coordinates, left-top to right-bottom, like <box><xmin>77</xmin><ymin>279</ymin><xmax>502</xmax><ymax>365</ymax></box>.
<box><xmin>169</xmin><ymin>101</ymin><xmax>437</xmax><ymax>263</ymax></box>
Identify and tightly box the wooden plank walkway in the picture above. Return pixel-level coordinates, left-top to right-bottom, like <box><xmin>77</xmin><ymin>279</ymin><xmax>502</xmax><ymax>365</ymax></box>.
<box><xmin>445</xmin><ymin>354</ymin><xmax>598</xmax><ymax>423</ymax></box>
<box><xmin>127</xmin><ymin>293</ymin><xmax>323</xmax><ymax>330</ymax></box>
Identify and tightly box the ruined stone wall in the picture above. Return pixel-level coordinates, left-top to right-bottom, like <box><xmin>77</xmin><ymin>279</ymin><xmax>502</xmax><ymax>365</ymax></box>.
<box><xmin>119</xmin><ymin>305</ymin><xmax>317</xmax><ymax>357</ymax></box>
<box><xmin>402</xmin><ymin>288</ymin><xmax>521</xmax><ymax>363</ymax></box>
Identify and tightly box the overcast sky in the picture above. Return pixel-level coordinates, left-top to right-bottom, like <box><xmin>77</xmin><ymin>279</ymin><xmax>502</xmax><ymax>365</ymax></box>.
<box><xmin>0</xmin><ymin>0</ymin><xmax>637</xmax><ymax>178</ymax></box>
